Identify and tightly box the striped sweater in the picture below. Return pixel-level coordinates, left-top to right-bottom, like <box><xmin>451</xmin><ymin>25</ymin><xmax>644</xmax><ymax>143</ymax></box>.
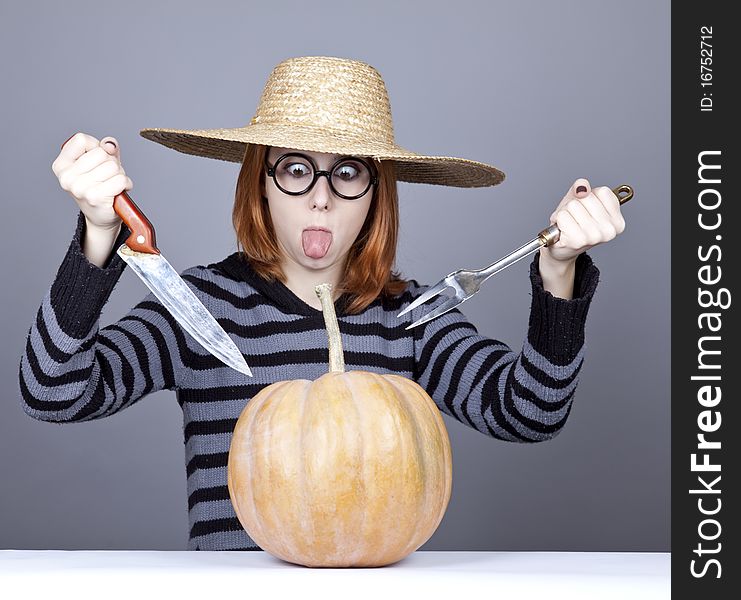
<box><xmin>19</xmin><ymin>212</ymin><xmax>599</xmax><ymax>551</ymax></box>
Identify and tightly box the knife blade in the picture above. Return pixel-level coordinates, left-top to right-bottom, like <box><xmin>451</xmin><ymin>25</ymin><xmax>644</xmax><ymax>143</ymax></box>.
<box><xmin>112</xmin><ymin>189</ymin><xmax>253</xmax><ymax>377</ymax></box>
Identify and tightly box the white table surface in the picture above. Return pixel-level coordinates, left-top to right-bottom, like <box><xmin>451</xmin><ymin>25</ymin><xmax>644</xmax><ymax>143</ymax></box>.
<box><xmin>0</xmin><ymin>550</ymin><xmax>670</xmax><ymax>599</ymax></box>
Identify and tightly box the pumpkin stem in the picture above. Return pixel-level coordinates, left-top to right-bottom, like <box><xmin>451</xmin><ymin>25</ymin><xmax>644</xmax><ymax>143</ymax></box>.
<box><xmin>315</xmin><ymin>283</ymin><xmax>345</xmax><ymax>373</ymax></box>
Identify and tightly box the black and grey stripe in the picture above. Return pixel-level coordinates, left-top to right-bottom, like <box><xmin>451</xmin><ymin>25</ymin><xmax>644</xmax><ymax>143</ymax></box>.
<box><xmin>19</xmin><ymin>212</ymin><xmax>599</xmax><ymax>550</ymax></box>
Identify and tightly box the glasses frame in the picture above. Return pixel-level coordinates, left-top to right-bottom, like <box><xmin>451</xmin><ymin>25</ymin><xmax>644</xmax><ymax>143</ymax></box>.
<box><xmin>264</xmin><ymin>152</ymin><xmax>379</xmax><ymax>200</ymax></box>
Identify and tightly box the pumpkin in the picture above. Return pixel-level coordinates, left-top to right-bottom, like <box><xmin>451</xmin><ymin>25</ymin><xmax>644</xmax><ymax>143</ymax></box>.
<box><xmin>227</xmin><ymin>283</ymin><xmax>453</xmax><ymax>567</ymax></box>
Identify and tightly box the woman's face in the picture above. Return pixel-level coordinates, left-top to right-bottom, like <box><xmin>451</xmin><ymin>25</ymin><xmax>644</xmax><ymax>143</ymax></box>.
<box><xmin>263</xmin><ymin>146</ymin><xmax>375</xmax><ymax>271</ymax></box>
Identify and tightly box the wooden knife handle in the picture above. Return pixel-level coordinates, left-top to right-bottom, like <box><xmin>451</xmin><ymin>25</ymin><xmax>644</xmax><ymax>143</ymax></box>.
<box><xmin>113</xmin><ymin>191</ymin><xmax>160</xmax><ymax>254</ymax></box>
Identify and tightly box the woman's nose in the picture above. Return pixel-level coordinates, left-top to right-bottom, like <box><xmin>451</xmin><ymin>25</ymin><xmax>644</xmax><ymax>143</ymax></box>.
<box><xmin>309</xmin><ymin>174</ymin><xmax>333</xmax><ymax>209</ymax></box>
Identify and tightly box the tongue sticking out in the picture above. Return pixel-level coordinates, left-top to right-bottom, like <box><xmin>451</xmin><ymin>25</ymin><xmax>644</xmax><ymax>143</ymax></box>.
<box><xmin>302</xmin><ymin>230</ymin><xmax>332</xmax><ymax>259</ymax></box>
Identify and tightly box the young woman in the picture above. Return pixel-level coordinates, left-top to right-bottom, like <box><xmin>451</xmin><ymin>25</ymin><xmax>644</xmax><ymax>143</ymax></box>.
<box><xmin>20</xmin><ymin>56</ymin><xmax>625</xmax><ymax>551</ymax></box>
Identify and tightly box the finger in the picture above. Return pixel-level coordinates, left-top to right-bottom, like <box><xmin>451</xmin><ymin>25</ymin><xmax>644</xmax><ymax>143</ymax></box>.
<box><xmin>552</xmin><ymin>209</ymin><xmax>583</xmax><ymax>248</ymax></box>
<box><xmin>578</xmin><ymin>191</ymin><xmax>615</xmax><ymax>225</ymax></box>
<box><xmin>573</xmin><ymin>178</ymin><xmax>591</xmax><ymax>199</ymax></box>
<box><xmin>562</xmin><ymin>199</ymin><xmax>601</xmax><ymax>247</ymax></box>
<box><xmin>550</xmin><ymin>178</ymin><xmax>591</xmax><ymax>223</ymax></box>
<box><xmin>94</xmin><ymin>174</ymin><xmax>133</xmax><ymax>199</ymax></box>
<box><xmin>54</xmin><ymin>132</ymin><xmax>100</xmax><ymax>172</ymax></box>
<box><xmin>65</xmin><ymin>161</ymin><xmax>120</xmax><ymax>198</ymax></box>
<box><xmin>60</xmin><ymin>133</ymin><xmax>78</xmax><ymax>149</ymax></box>
<box><xmin>64</xmin><ymin>146</ymin><xmax>118</xmax><ymax>178</ymax></box>
<box><xmin>99</xmin><ymin>136</ymin><xmax>120</xmax><ymax>157</ymax></box>
<box><xmin>578</xmin><ymin>193</ymin><xmax>619</xmax><ymax>240</ymax></box>
<box><xmin>593</xmin><ymin>186</ymin><xmax>626</xmax><ymax>233</ymax></box>
<box><xmin>84</xmin><ymin>159</ymin><xmax>122</xmax><ymax>183</ymax></box>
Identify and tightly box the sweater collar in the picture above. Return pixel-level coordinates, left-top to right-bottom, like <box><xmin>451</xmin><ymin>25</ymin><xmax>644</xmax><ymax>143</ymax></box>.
<box><xmin>209</xmin><ymin>252</ymin><xmax>352</xmax><ymax>317</ymax></box>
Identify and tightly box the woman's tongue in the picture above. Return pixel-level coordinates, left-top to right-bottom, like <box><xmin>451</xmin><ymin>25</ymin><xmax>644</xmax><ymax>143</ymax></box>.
<box><xmin>302</xmin><ymin>229</ymin><xmax>333</xmax><ymax>259</ymax></box>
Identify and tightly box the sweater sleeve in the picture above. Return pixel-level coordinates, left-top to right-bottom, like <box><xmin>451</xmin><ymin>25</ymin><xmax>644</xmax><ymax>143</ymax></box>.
<box><xmin>411</xmin><ymin>250</ymin><xmax>599</xmax><ymax>442</ymax></box>
<box><xmin>18</xmin><ymin>212</ymin><xmax>189</xmax><ymax>423</ymax></box>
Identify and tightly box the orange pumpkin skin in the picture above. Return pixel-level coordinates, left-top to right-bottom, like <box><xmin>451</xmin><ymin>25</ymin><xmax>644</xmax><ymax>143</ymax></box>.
<box><xmin>227</xmin><ymin>369</ymin><xmax>453</xmax><ymax>567</ymax></box>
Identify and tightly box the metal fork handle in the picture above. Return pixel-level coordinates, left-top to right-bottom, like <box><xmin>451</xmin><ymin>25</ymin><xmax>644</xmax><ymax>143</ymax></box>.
<box><xmin>477</xmin><ymin>184</ymin><xmax>634</xmax><ymax>284</ymax></box>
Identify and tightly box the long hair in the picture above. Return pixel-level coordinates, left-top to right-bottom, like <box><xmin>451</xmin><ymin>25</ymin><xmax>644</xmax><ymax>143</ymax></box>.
<box><xmin>232</xmin><ymin>144</ymin><xmax>409</xmax><ymax>314</ymax></box>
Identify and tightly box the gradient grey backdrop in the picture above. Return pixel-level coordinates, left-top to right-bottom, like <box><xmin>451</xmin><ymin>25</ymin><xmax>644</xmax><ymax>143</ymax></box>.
<box><xmin>0</xmin><ymin>0</ymin><xmax>670</xmax><ymax>551</ymax></box>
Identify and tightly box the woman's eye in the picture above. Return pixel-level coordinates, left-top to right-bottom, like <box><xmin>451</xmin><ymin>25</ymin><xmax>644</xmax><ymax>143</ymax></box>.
<box><xmin>284</xmin><ymin>163</ymin><xmax>310</xmax><ymax>177</ymax></box>
<box><xmin>335</xmin><ymin>163</ymin><xmax>359</xmax><ymax>180</ymax></box>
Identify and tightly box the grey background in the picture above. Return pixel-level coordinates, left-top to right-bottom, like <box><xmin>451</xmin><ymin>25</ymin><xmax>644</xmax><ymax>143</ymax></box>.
<box><xmin>0</xmin><ymin>0</ymin><xmax>669</xmax><ymax>551</ymax></box>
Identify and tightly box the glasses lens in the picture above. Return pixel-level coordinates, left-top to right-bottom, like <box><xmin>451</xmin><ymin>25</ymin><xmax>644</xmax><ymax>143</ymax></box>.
<box><xmin>331</xmin><ymin>159</ymin><xmax>371</xmax><ymax>198</ymax></box>
<box><xmin>274</xmin><ymin>155</ymin><xmax>372</xmax><ymax>198</ymax></box>
<box><xmin>274</xmin><ymin>155</ymin><xmax>314</xmax><ymax>194</ymax></box>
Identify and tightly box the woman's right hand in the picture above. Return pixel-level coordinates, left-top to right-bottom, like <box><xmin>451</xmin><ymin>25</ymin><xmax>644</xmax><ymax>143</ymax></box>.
<box><xmin>52</xmin><ymin>132</ymin><xmax>133</xmax><ymax>232</ymax></box>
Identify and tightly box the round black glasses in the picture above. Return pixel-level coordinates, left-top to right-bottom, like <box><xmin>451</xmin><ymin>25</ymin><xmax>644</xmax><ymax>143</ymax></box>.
<box><xmin>265</xmin><ymin>152</ymin><xmax>378</xmax><ymax>200</ymax></box>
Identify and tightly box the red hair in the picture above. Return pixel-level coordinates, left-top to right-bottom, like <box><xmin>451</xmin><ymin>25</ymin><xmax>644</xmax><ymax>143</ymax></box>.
<box><xmin>232</xmin><ymin>144</ymin><xmax>409</xmax><ymax>314</ymax></box>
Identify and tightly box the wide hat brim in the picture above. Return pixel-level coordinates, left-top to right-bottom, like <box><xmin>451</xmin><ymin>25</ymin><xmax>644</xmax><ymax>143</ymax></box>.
<box><xmin>139</xmin><ymin>123</ymin><xmax>505</xmax><ymax>188</ymax></box>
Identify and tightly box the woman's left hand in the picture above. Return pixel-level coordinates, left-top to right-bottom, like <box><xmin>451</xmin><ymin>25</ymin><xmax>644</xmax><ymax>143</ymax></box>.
<box><xmin>541</xmin><ymin>178</ymin><xmax>626</xmax><ymax>264</ymax></box>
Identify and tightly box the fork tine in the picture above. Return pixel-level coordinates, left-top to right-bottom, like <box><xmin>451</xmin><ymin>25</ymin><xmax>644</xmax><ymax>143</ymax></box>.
<box><xmin>396</xmin><ymin>278</ymin><xmax>451</xmax><ymax>318</ymax></box>
<box><xmin>405</xmin><ymin>296</ymin><xmax>463</xmax><ymax>330</ymax></box>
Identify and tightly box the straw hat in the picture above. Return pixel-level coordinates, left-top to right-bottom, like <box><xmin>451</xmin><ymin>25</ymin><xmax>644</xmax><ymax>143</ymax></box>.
<box><xmin>139</xmin><ymin>56</ymin><xmax>505</xmax><ymax>188</ymax></box>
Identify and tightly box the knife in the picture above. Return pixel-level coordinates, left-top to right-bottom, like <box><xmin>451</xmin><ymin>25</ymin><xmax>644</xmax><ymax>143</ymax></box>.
<box><xmin>110</xmin><ymin>189</ymin><xmax>253</xmax><ymax>377</ymax></box>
